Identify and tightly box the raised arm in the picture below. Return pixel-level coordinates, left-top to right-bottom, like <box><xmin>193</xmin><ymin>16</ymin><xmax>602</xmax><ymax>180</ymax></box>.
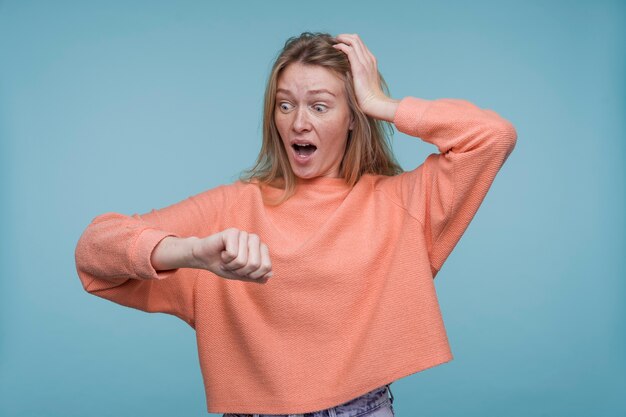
<box><xmin>333</xmin><ymin>33</ymin><xmax>517</xmax><ymax>278</ymax></box>
<box><xmin>390</xmin><ymin>96</ymin><xmax>517</xmax><ymax>277</ymax></box>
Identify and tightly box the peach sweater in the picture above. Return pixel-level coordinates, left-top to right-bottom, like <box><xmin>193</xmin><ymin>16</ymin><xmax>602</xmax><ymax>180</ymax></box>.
<box><xmin>75</xmin><ymin>97</ymin><xmax>517</xmax><ymax>415</ymax></box>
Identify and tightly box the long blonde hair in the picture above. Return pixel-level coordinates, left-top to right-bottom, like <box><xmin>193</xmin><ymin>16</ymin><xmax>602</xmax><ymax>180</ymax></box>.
<box><xmin>238</xmin><ymin>32</ymin><xmax>404</xmax><ymax>205</ymax></box>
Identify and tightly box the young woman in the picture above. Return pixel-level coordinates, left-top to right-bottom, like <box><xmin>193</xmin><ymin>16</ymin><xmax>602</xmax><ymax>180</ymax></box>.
<box><xmin>75</xmin><ymin>32</ymin><xmax>517</xmax><ymax>417</ymax></box>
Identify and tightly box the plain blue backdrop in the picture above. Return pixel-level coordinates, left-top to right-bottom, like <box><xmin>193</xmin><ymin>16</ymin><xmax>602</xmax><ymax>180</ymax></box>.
<box><xmin>1</xmin><ymin>0</ymin><xmax>624</xmax><ymax>416</ymax></box>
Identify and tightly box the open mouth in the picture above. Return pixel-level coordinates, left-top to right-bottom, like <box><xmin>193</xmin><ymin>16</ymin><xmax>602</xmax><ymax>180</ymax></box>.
<box><xmin>290</xmin><ymin>143</ymin><xmax>317</xmax><ymax>164</ymax></box>
<box><xmin>292</xmin><ymin>143</ymin><xmax>317</xmax><ymax>156</ymax></box>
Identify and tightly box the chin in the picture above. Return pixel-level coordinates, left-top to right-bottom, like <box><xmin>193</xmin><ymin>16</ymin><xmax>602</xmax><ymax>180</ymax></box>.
<box><xmin>289</xmin><ymin>166</ymin><xmax>315</xmax><ymax>179</ymax></box>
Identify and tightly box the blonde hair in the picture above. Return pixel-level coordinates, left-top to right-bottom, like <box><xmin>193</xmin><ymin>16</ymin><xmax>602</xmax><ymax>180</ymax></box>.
<box><xmin>238</xmin><ymin>32</ymin><xmax>404</xmax><ymax>205</ymax></box>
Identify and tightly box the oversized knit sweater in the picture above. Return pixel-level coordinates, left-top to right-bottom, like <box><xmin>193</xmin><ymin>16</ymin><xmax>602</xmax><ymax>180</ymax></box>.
<box><xmin>74</xmin><ymin>96</ymin><xmax>517</xmax><ymax>415</ymax></box>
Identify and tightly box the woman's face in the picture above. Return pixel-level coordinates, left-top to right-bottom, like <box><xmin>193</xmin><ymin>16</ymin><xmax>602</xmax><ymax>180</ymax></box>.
<box><xmin>274</xmin><ymin>62</ymin><xmax>354</xmax><ymax>180</ymax></box>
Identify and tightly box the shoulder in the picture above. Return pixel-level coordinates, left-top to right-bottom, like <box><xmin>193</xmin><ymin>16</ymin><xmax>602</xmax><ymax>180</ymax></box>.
<box><xmin>366</xmin><ymin>160</ymin><xmax>430</xmax><ymax>206</ymax></box>
<box><xmin>367</xmin><ymin>166</ymin><xmax>422</xmax><ymax>190</ymax></box>
<box><xmin>187</xmin><ymin>180</ymin><xmax>248</xmax><ymax>210</ymax></box>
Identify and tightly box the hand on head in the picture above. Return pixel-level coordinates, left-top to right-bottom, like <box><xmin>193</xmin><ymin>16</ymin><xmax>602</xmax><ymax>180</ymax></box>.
<box><xmin>332</xmin><ymin>33</ymin><xmax>395</xmax><ymax>120</ymax></box>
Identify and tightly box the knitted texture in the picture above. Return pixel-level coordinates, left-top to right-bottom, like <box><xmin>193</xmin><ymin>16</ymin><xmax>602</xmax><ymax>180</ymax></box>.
<box><xmin>74</xmin><ymin>96</ymin><xmax>517</xmax><ymax>414</ymax></box>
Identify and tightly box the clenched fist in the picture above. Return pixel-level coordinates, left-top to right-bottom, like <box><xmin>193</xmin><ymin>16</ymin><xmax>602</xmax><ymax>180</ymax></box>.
<box><xmin>191</xmin><ymin>228</ymin><xmax>273</xmax><ymax>282</ymax></box>
<box><xmin>151</xmin><ymin>228</ymin><xmax>273</xmax><ymax>283</ymax></box>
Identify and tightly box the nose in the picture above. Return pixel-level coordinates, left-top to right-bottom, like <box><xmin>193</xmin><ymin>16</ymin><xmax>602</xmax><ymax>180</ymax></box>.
<box><xmin>292</xmin><ymin>106</ymin><xmax>311</xmax><ymax>132</ymax></box>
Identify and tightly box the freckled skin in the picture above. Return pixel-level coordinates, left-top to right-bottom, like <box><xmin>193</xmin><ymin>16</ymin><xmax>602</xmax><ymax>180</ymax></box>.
<box><xmin>274</xmin><ymin>62</ymin><xmax>354</xmax><ymax>179</ymax></box>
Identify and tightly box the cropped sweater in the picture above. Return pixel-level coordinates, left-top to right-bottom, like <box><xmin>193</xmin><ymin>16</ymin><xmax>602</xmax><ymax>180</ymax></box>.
<box><xmin>74</xmin><ymin>96</ymin><xmax>517</xmax><ymax>415</ymax></box>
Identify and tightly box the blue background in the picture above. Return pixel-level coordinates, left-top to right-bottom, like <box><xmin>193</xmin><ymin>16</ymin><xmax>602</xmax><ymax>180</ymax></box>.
<box><xmin>1</xmin><ymin>0</ymin><xmax>624</xmax><ymax>416</ymax></box>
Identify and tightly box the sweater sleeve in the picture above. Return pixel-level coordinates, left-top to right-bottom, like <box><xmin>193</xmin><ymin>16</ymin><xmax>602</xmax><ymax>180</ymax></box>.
<box><xmin>74</xmin><ymin>184</ymin><xmax>232</xmax><ymax>327</ymax></box>
<box><xmin>381</xmin><ymin>97</ymin><xmax>517</xmax><ymax>278</ymax></box>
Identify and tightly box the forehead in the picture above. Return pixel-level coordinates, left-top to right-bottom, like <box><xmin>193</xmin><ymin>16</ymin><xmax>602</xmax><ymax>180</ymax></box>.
<box><xmin>276</xmin><ymin>63</ymin><xmax>344</xmax><ymax>96</ymax></box>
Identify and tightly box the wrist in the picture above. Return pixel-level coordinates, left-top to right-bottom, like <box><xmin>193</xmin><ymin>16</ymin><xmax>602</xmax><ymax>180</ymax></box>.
<box><xmin>184</xmin><ymin>236</ymin><xmax>202</xmax><ymax>269</ymax></box>
<box><xmin>151</xmin><ymin>236</ymin><xmax>199</xmax><ymax>271</ymax></box>
<box><xmin>366</xmin><ymin>96</ymin><xmax>400</xmax><ymax>122</ymax></box>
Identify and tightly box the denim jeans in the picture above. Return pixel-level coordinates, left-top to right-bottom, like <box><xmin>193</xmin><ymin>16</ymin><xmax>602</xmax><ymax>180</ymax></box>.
<box><xmin>222</xmin><ymin>383</ymin><xmax>395</xmax><ymax>417</ymax></box>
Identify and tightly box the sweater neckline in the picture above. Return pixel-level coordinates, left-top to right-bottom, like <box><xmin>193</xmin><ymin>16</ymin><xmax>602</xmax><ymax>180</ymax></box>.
<box><xmin>261</xmin><ymin>176</ymin><xmax>353</xmax><ymax>191</ymax></box>
<box><xmin>295</xmin><ymin>176</ymin><xmax>351</xmax><ymax>188</ymax></box>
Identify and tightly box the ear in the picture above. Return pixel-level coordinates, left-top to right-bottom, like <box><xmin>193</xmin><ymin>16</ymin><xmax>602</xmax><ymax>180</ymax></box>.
<box><xmin>349</xmin><ymin>113</ymin><xmax>355</xmax><ymax>131</ymax></box>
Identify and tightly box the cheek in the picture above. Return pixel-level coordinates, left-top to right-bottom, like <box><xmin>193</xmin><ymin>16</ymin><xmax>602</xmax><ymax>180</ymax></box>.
<box><xmin>274</xmin><ymin>116</ymin><xmax>288</xmax><ymax>139</ymax></box>
<box><xmin>273</xmin><ymin>115</ymin><xmax>281</xmax><ymax>131</ymax></box>
<box><xmin>321</xmin><ymin>119</ymin><xmax>349</xmax><ymax>143</ymax></box>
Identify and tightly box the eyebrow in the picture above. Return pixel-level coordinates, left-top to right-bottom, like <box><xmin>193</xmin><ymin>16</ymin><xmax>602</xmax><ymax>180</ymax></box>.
<box><xmin>276</xmin><ymin>88</ymin><xmax>336</xmax><ymax>97</ymax></box>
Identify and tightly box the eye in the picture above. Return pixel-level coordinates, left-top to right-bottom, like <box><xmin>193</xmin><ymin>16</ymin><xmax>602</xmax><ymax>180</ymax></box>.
<box><xmin>278</xmin><ymin>102</ymin><xmax>293</xmax><ymax>112</ymax></box>
<box><xmin>312</xmin><ymin>104</ymin><xmax>328</xmax><ymax>112</ymax></box>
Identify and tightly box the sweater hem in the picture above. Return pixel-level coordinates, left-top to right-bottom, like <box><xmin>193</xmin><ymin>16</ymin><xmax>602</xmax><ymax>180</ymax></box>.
<box><xmin>204</xmin><ymin>351</ymin><xmax>453</xmax><ymax>414</ymax></box>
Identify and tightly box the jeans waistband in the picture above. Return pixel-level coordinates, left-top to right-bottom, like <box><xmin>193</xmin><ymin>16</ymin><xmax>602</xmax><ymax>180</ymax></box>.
<box><xmin>247</xmin><ymin>383</ymin><xmax>394</xmax><ymax>417</ymax></box>
<box><xmin>324</xmin><ymin>383</ymin><xmax>393</xmax><ymax>417</ymax></box>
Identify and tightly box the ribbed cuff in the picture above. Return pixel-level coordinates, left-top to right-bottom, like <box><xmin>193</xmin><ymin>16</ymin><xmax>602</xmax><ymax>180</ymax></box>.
<box><xmin>132</xmin><ymin>228</ymin><xmax>180</xmax><ymax>280</ymax></box>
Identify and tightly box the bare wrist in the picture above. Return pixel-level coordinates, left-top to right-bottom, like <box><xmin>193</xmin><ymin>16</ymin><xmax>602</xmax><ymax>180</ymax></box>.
<box><xmin>368</xmin><ymin>97</ymin><xmax>400</xmax><ymax>122</ymax></box>
<box><xmin>151</xmin><ymin>236</ymin><xmax>199</xmax><ymax>271</ymax></box>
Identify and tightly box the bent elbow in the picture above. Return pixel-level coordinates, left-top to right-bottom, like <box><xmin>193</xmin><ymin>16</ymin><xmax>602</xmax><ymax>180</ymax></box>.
<box><xmin>500</xmin><ymin>120</ymin><xmax>518</xmax><ymax>161</ymax></box>
<box><xmin>486</xmin><ymin>119</ymin><xmax>517</xmax><ymax>160</ymax></box>
<box><xmin>500</xmin><ymin>119</ymin><xmax>518</xmax><ymax>148</ymax></box>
